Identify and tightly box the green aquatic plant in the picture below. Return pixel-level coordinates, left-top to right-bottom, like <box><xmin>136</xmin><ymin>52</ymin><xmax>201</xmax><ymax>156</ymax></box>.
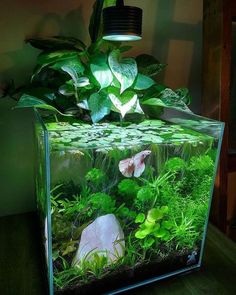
<box><xmin>115</xmin><ymin>204</ymin><xmax>137</xmax><ymax>224</ymax></box>
<box><xmin>51</xmin><ymin>188</ymin><xmax>90</xmax><ymax>220</ymax></box>
<box><xmin>183</xmin><ymin>200</ymin><xmax>208</xmax><ymax>232</ymax></box>
<box><xmin>88</xmin><ymin>192</ymin><xmax>116</xmax><ymax>216</ymax></box>
<box><xmin>191</xmin><ymin>177</ymin><xmax>212</xmax><ymax>201</ymax></box>
<box><xmin>135</xmin><ymin>172</ymin><xmax>174</xmax><ymax>211</ymax></box>
<box><xmin>118</xmin><ymin>179</ymin><xmax>140</xmax><ymax>197</ymax></box>
<box><xmin>118</xmin><ymin>179</ymin><xmax>140</xmax><ymax>205</ymax></box>
<box><xmin>171</xmin><ymin>213</ymin><xmax>199</xmax><ymax>250</ymax></box>
<box><xmin>53</xmin><ymin>256</ymin><xmax>83</xmax><ymax>289</ymax></box>
<box><xmin>178</xmin><ymin>154</ymin><xmax>214</xmax><ymax>197</ymax></box>
<box><xmin>163</xmin><ymin>157</ymin><xmax>186</xmax><ymax>173</ymax></box>
<box><xmin>51</xmin><ymin>212</ymin><xmax>72</xmax><ymax>241</ymax></box>
<box><xmin>77</xmin><ymin>252</ymin><xmax>109</xmax><ymax>279</ymax></box>
<box><xmin>135</xmin><ymin>206</ymin><xmax>171</xmax><ymax>241</ymax></box>
<box><xmin>189</xmin><ymin>155</ymin><xmax>213</xmax><ymax>175</ymax></box>
<box><xmin>134</xmin><ymin>186</ymin><xmax>155</xmax><ymax>211</ymax></box>
<box><xmin>85</xmin><ymin>168</ymin><xmax>107</xmax><ymax>190</ymax></box>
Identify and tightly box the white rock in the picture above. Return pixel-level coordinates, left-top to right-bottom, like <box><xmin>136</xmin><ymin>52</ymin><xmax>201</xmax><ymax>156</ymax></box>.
<box><xmin>73</xmin><ymin>214</ymin><xmax>125</xmax><ymax>266</ymax></box>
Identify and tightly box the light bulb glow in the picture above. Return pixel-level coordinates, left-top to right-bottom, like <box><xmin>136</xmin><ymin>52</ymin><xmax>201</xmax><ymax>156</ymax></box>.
<box><xmin>103</xmin><ymin>34</ymin><xmax>142</xmax><ymax>41</ymax></box>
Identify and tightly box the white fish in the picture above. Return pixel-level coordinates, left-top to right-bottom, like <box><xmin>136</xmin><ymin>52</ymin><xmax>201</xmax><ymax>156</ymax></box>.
<box><xmin>119</xmin><ymin>150</ymin><xmax>151</xmax><ymax>178</ymax></box>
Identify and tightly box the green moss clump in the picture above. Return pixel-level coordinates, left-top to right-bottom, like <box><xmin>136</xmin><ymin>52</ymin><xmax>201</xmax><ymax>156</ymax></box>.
<box><xmin>89</xmin><ymin>192</ymin><xmax>116</xmax><ymax>215</ymax></box>
<box><xmin>118</xmin><ymin>179</ymin><xmax>140</xmax><ymax>196</ymax></box>
<box><xmin>85</xmin><ymin>168</ymin><xmax>107</xmax><ymax>188</ymax></box>
<box><xmin>52</xmin><ymin>213</ymin><xmax>72</xmax><ymax>240</ymax></box>
<box><xmin>164</xmin><ymin>157</ymin><xmax>185</xmax><ymax>172</ymax></box>
<box><xmin>135</xmin><ymin>186</ymin><xmax>155</xmax><ymax>211</ymax></box>
<box><xmin>189</xmin><ymin>155</ymin><xmax>213</xmax><ymax>174</ymax></box>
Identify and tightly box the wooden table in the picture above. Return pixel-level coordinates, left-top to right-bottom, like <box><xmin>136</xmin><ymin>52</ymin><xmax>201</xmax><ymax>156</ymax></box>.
<box><xmin>0</xmin><ymin>213</ymin><xmax>236</xmax><ymax>295</ymax></box>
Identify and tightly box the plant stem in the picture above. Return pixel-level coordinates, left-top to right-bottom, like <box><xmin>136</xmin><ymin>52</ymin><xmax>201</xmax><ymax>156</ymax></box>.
<box><xmin>54</xmin><ymin>114</ymin><xmax>59</xmax><ymax>123</ymax></box>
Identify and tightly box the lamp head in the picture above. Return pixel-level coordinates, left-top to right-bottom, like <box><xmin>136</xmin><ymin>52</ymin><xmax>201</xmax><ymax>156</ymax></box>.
<box><xmin>102</xmin><ymin>4</ymin><xmax>143</xmax><ymax>42</ymax></box>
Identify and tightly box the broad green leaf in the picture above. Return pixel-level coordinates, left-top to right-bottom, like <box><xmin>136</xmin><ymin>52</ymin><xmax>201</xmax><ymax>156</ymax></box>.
<box><xmin>144</xmin><ymin>219</ymin><xmax>155</xmax><ymax>228</ymax></box>
<box><xmin>160</xmin><ymin>206</ymin><xmax>169</xmax><ymax>214</ymax></box>
<box><xmin>141</xmin><ymin>98</ymin><xmax>166</xmax><ymax>106</ymax></box>
<box><xmin>143</xmin><ymin>237</ymin><xmax>155</xmax><ymax>249</ymax></box>
<box><xmin>162</xmin><ymin>220</ymin><xmax>173</xmax><ymax>230</ymax></box>
<box><xmin>134</xmin><ymin>100</ymin><xmax>144</xmax><ymax>114</ymax></box>
<box><xmin>108</xmin><ymin>49</ymin><xmax>138</xmax><ymax>93</ymax></box>
<box><xmin>51</xmin><ymin>57</ymin><xmax>84</xmax><ymax>72</ymax></box>
<box><xmin>26</xmin><ymin>36</ymin><xmax>86</xmax><ymax>51</ymax></box>
<box><xmin>88</xmin><ymin>38</ymin><xmax>121</xmax><ymax>55</ymax></box>
<box><xmin>104</xmin><ymin>0</ymin><xmax>116</xmax><ymax>8</ymax></box>
<box><xmin>75</xmin><ymin>77</ymin><xmax>90</xmax><ymax>87</ymax></box>
<box><xmin>33</xmin><ymin>50</ymin><xmax>79</xmax><ymax>78</ymax></box>
<box><xmin>37</xmin><ymin>50</ymin><xmax>78</xmax><ymax>66</ymax></box>
<box><xmin>158</xmin><ymin>88</ymin><xmax>191</xmax><ymax>112</ymax></box>
<box><xmin>15</xmin><ymin>94</ymin><xmax>71</xmax><ymax>116</ymax></box>
<box><xmin>59</xmin><ymin>82</ymin><xmax>74</xmax><ymax>96</ymax></box>
<box><xmin>108</xmin><ymin>89</ymin><xmax>138</xmax><ymax>118</ymax></box>
<box><xmin>134</xmin><ymin>73</ymin><xmax>155</xmax><ymax>90</ymax></box>
<box><xmin>136</xmin><ymin>54</ymin><xmax>166</xmax><ymax>77</ymax></box>
<box><xmin>153</xmin><ymin>228</ymin><xmax>170</xmax><ymax>239</ymax></box>
<box><xmin>77</xmin><ymin>99</ymin><xmax>89</xmax><ymax>109</ymax></box>
<box><xmin>50</xmin><ymin>58</ymin><xmax>85</xmax><ymax>85</ymax></box>
<box><xmin>135</xmin><ymin>228</ymin><xmax>151</xmax><ymax>239</ymax></box>
<box><xmin>111</xmin><ymin>76</ymin><xmax>120</xmax><ymax>88</ymax></box>
<box><xmin>135</xmin><ymin>213</ymin><xmax>145</xmax><ymax>224</ymax></box>
<box><xmin>88</xmin><ymin>92</ymin><xmax>111</xmax><ymax>123</ymax></box>
<box><xmin>147</xmin><ymin>208</ymin><xmax>163</xmax><ymax>222</ymax></box>
<box><xmin>90</xmin><ymin>53</ymin><xmax>113</xmax><ymax>89</ymax></box>
<box><xmin>19</xmin><ymin>87</ymin><xmax>57</xmax><ymax>102</ymax></box>
<box><xmin>142</xmin><ymin>84</ymin><xmax>167</xmax><ymax>100</ymax></box>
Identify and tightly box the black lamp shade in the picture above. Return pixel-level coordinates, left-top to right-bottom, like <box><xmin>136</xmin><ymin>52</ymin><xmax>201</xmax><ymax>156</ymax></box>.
<box><xmin>103</xmin><ymin>6</ymin><xmax>143</xmax><ymax>41</ymax></box>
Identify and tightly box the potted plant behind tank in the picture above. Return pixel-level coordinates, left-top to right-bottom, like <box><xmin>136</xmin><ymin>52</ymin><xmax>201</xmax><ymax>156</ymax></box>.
<box><xmin>11</xmin><ymin>0</ymin><xmax>224</xmax><ymax>294</ymax></box>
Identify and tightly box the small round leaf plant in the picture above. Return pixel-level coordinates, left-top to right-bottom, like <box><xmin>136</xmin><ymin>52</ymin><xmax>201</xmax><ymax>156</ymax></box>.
<box><xmin>14</xmin><ymin>1</ymin><xmax>192</xmax><ymax>123</ymax></box>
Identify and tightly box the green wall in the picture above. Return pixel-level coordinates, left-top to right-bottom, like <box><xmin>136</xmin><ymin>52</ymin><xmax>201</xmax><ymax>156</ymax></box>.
<box><xmin>0</xmin><ymin>98</ymin><xmax>35</xmax><ymax>216</ymax></box>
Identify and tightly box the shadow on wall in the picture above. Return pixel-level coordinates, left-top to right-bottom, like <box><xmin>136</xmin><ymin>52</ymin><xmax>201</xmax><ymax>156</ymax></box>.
<box><xmin>31</xmin><ymin>8</ymin><xmax>87</xmax><ymax>42</ymax></box>
<box><xmin>0</xmin><ymin>5</ymin><xmax>87</xmax><ymax>87</ymax></box>
<box><xmin>152</xmin><ymin>0</ymin><xmax>202</xmax><ymax>114</ymax></box>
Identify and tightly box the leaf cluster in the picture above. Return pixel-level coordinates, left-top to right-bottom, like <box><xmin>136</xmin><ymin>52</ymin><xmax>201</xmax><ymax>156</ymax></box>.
<box><xmin>15</xmin><ymin>31</ymin><xmax>192</xmax><ymax>122</ymax></box>
<box><xmin>134</xmin><ymin>207</ymin><xmax>172</xmax><ymax>250</ymax></box>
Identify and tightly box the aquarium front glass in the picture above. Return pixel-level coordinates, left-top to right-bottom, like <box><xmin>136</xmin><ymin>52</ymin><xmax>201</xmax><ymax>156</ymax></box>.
<box><xmin>35</xmin><ymin>108</ymin><xmax>224</xmax><ymax>295</ymax></box>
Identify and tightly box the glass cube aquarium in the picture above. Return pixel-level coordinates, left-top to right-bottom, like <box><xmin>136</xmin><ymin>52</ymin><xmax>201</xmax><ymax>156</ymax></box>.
<box><xmin>34</xmin><ymin>107</ymin><xmax>224</xmax><ymax>295</ymax></box>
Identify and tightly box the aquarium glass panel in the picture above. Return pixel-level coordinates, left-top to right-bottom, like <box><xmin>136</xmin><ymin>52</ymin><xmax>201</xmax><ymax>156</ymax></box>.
<box><xmin>35</xmin><ymin>108</ymin><xmax>224</xmax><ymax>295</ymax></box>
<box><xmin>34</xmin><ymin>111</ymin><xmax>53</xmax><ymax>294</ymax></box>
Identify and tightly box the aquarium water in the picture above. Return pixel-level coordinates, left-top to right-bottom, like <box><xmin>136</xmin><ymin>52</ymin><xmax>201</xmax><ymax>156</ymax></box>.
<box><xmin>35</xmin><ymin>109</ymin><xmax>224</xmax><ymax>295</ymax></box>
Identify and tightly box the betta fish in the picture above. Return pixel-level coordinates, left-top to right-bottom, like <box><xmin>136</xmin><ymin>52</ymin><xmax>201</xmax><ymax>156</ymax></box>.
<box><xmin>119</xmin><ymin>150</ymin><xmax>151</xmax><ymax>178</ymax></box>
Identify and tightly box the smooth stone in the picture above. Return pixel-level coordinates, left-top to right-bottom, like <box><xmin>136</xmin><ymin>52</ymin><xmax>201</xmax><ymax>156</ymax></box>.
<box><xmin>73</xmin><ymin>214</ymin><xmax>125</xmax><ymax>266</ymax></box>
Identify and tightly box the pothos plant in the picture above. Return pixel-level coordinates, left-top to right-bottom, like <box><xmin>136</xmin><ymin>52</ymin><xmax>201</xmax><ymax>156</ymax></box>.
<box><xmin>14</xmin><ymin>1</ymin><xmax>191</xmax><ymax>123</ymax></box>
